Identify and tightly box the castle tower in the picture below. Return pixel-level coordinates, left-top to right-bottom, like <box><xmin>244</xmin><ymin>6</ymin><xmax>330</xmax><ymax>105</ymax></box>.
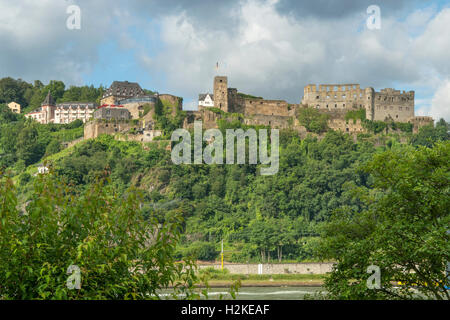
<box><xmin>41</xmin><ymin>91</ymin><xmax>56</xmax><ymax>124</ymax></box>
<box><xmin>214</xmin><ymin>76</ymin><xmax>228</xmax><ymax>112</ymax></box>
<box><xmin>364</xmin><ymin>87</ymin><xmax>375</xmax><ymax>121</ymax></box>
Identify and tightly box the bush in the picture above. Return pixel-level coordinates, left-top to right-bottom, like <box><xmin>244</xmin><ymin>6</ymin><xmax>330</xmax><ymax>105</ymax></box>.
<box><xmin>183</xmin><ymin>242</ymin><xmax>219</xmax><ymax>261</ymax></box>
<box><xmin>0</xmin><ymin>173</ymin><xmax>200</xmax><ymax>300</ymax></box>
<box><xmin>297</xmin><ymin>108</ymin><xmax>329</xmax><ymax>134</ymax></box>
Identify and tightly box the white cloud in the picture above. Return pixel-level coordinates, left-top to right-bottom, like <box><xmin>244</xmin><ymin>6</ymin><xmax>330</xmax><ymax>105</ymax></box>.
<box><xmin>0</xmin><ymin>0</ymin><xmax>116</xmax><ymax>84</ymax></box>
<box><xmin>429</xmin><ymin>80</ymin><xmax>450</xmax><ymax>121</ymax></box>
<box><xmin>0</xmin><ymin>0</ymin><xmax>449</xmax><ymax>122</ymax></box>
<box><xmin>413</xmin><ymin>8</ymin><xmax>450</xmax><ymax>75</ymax></box>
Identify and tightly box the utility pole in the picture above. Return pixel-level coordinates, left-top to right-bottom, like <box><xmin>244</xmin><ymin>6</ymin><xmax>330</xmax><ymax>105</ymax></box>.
<box><xmin>221</xmin><ymin>239</ymin><xmax>224</xmax><ymax>271</ymax></box>
<box><xmin>446</xmin><ymin>230</ymin><xmax>449</xmax><ymax>289</ymax></box>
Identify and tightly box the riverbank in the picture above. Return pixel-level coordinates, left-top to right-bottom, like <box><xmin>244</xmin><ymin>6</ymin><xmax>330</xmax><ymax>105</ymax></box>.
<box><xmin>203</xmin><ymin>279</ymin><xmax>324</xmax><ymax>288</ymax></box>
<box><xmin>195</xmin><ymin>272</ymin><xmax>327</xmax><ymax>288</ymax></box>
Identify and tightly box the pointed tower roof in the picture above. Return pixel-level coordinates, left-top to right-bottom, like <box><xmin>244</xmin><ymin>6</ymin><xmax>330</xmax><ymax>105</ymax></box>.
<box><xmin>41</xmin><ymin>91</ymin><xmax>55</xmax><ymax>106</ymax></box>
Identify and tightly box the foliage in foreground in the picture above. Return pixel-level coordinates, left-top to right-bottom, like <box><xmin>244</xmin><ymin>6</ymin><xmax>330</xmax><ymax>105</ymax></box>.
<box><xmin>0</xmin><ymin>172</ymin><xmax>201</xmax><ymax>300</ymax></box>
<box><xmin>316</xmin><ymin>141</ymin><xmax>450</xmax><ymax>300</ymax></box>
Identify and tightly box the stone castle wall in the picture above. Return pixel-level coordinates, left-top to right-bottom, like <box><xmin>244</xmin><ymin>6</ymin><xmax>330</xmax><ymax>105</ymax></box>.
<box><xmin>302</xmin><ymin>83</ymin><xmax>415</xmax><ymax>123</ymax></box>
<box><xmin>373</xmin><ymin>89</ymin><xmax>414</xmax><ymax>122</ymax></box>
<box><xmin>192</xmin><ymin>76</ymin><xmax>428</xmax><ymax>135</ymax></box>
<box><xmin>410</xmin><ymin>116</ymin><xmax>434</xmax><ymax>133</ymax></box>
<box><xmin>84</xmin><ymin>120</ymin><xmax>137</xmax><ymax>139</ymax></box>
<box><xmin>159</xmin><ymin>94</ymin><xmax>183</xmax><ymax>115</ymax></box>
<box><xmin>302</xmin><ymin>84</ymin><xmax>371</xmax><ymax>111</ymax></box>
<box><xmin>243</xmin><ymin>114</ymin><xmax>291</xmax><ymax>129</ymax></box>
<box><xmin>242</xmin><ymin>99</ymin><xmax>291</xmax><ymax>117</ymax></box>
<box><xmin>121</xmin><ymin>102</ymin><xmax>156</xmax><ymax>119</ymax></box>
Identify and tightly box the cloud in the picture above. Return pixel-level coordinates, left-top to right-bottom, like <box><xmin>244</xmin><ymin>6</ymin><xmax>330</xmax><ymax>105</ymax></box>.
<box><xmin>412</xmin><ymin>8</ymin><xmax>450</xmax><ymax>75</ymax></box>
<box><xmin>0</xmin><ymin>0</ymin><xmax>117</xmax><ymax>84</ymax></box>
<box><xmin>429</xmin><ymin>79</ymin><xmax>450</xmax><ymax>121</ymax></box>
<box><xmin>140</xmin><ymin>0</ymin><xmax>431</xmax><ymax>101</ymax></box>
<box><xmin>0</xmin><ymin>0</ymin><xmax>448</xmax><ymax>120</ymax></box>
<box><xmin>274</xmin><ymin>0</ymin><xmax>419</xmax><ymax>19</ymax></box>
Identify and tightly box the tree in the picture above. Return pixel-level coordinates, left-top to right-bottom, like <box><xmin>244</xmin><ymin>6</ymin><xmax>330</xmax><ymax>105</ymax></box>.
<box><xmin>0</xmin><ymin>173</ymin><xmax>200</xmax><ymax>300</ymax></box>
<box><xmin>411</xmin><ymin>119</ymin><xmax>449</xmax><ymax>147</ymax></box>
<box><xmin>297</xmin><ymin>108</ymin><xmax>329</xmax><ymax>134</ymax></box>
<box><xmin>43</xmin><ymin>80</ymin><xmax>65</xmax><ymax>102</ymax></box>
<box><xmin>316</xmin><ymin>142</ymin><xmax>450</xmax><ymax>300</ymax></box>
<box><xmin>16</xmin><ymin>125</ymin><xmax>42</xmax><ymax>165</ymax></box>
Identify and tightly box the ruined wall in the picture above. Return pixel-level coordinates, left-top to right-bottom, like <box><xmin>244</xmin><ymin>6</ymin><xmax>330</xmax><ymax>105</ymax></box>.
<box><xmin>183</xmin><ymin>110</ymin><xmax>203</xmax><ymax>129</ymax></box>
<box><xmin>243</xmin><ymin>114</ymin><xmax>291</xmax><ymax>129</ymax></box>
<box><xmin>302</xmin><ymin>84</ymin><xmax>373</xmax><ymax>117</ymax></box>
<box><xmin>242</xmin><ymin>99</ymin><xmax>290</xmax><ymax>117</ymax></box>
<box><xmin>410</xmin><ymin>116</ymin><xmax>434</xmax><ymax>133</ymax></box>
<box><xmin>116</xmin><ymin>130</ymin><xmax>162</xmax><ymax>143</ymax></box>
<box><xmin>328</xmin><ymin>118</ymin><xmax>365</xmax><ymax>134</ymax></box>
<box><xmin>84</xmin><ymin>120</ymin><xmax>137</xmax><ymax>139</ymax></box>
<box><xmin>159</xmin><ymin>94</ymin><xmax>183</xmax><ymax>114</ymax></box>
<box><xmin>373</xmin><ymin>88</ymin><xmax>414</xmax><ymax>122</ymax></box>
<box><xmin>227</xmin><ymin>88</ymin><xmax>246</xmax><ymax>114</ymax></box>
<box><xmin>100</xmin><ymin>96</ymin><xmax>116</xmax><ymax>105</ymax></box>
<box><xmin>122</xmin><ymin>102</ymin><xmax>156</xmax><ymax>119</ymax></box>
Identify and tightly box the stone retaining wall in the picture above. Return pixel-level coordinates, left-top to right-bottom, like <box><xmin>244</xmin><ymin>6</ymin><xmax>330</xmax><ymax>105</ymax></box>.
<box><xmin>198</xmin><ymin>263</ymin><xmax>334</xmax><ymax>275</ymax></box>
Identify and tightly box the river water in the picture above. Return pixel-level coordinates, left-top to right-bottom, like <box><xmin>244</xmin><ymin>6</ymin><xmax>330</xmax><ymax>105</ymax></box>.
<box><xmin>158</xmin><ymin>286</ymin><xmax>324</xmax><ymax>300</ymax></box>
<box><xmin>206</xmin><ymin>286</ymin><xmax>324</xmax><ymax>300</ymax></box>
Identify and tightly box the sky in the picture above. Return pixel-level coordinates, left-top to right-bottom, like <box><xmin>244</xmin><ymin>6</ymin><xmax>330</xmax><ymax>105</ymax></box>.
<box><xmin>0</xmin><ymin>0</ymin><xmax>449</xmax><ymax>120</ymax></box>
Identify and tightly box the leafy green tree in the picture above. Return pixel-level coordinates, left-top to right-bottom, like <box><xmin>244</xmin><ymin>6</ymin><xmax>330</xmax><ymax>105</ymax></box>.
<box><xmin>0</xmin><ymin>173</ymin><xmax>200</xmax><ymax>300</ymax></box>
<box><xmin>411</xmin><ymin>118</ymin><xmax>449</xmax><ymax>147</ymax></box>
<box><xmin>297</xmin><ymin>108</ymin><xmax>330</xmax><ymax>134</ymax></box>
<box><xmin>316</xmin><ymin>141</ymin><xmax>450</xmax><ymax>299</ymax></box>
<box><xmin>16</xmin><ymin>125</ymin><xmax>42</xmax><ymax>166</ymax></box>
<box><xmin>43</xmin><ymin>80</ymin><xmax>65</xmax><ymax>102</ymax></box>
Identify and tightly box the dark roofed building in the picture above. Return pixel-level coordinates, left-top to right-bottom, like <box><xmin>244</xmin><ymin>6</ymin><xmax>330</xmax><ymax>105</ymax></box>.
<box><xmin>101</xmin><ymin>81</ymin><xmax>145</xmax><ymax>105</ymax></box>
<box><xmin>42</xmin><ymin>91</ymin><xmax>56</xmax><ymax>106</ymax></box>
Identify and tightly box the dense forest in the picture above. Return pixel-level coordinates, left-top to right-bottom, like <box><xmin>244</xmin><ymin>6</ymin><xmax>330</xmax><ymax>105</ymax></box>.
<box><xmin>0</xmin><ymin>77</ymin><xmax>449</xmax><ymax>264</ymax></box>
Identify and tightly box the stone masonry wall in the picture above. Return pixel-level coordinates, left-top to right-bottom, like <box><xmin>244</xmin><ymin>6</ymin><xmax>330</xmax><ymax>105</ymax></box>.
<box><xmin>198</xmin><ymin>262</ymin><xmax>334</xmax><ymax>275</ymax></box>
<box><xmin>84</xmin><ymin>120</ymin><xmax>137</xmax><ymax>139</ymax></box>
<box><xmin>373</xmin><ymin>88</ymin><xmax>414</xmax><ymax>122</ymax></box>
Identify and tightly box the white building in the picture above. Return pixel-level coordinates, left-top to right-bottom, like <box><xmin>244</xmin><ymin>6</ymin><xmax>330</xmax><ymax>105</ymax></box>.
<box><xmin>25</xmin><ymin>92</ymin><xmax>97</xmax><ymax>124</ymax></box>
<box><xmin>198</xmin><ymin>93</ymin><xmax>214</xmax><ymax>108</ymax></box>
<box><xmin>54</xmin><ymin>102</ymin><xmax>96</xmax><ymax>124</ymax></box>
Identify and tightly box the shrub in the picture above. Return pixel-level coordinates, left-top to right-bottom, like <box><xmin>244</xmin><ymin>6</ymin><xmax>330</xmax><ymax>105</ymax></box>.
<box><xmin>297</xmin><ymin>108</ymin><xmax>329</xmax><ymax>134</ymax></box>
<box><xmin>0</xmin><ymin>173</ymin><xmax>200</xmax><ymax>300</ymax></box>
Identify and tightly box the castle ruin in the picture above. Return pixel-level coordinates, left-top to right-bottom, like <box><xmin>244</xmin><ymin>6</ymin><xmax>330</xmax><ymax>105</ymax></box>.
<box><xmin>189</xmin><ymin>76</ymin><xmax>433</xmax><ymax>134</ymax></box>
<box><xmin>302</xmin><ymin>84</ymin><xmax>415</xmax><ymax>122</ymax></box>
